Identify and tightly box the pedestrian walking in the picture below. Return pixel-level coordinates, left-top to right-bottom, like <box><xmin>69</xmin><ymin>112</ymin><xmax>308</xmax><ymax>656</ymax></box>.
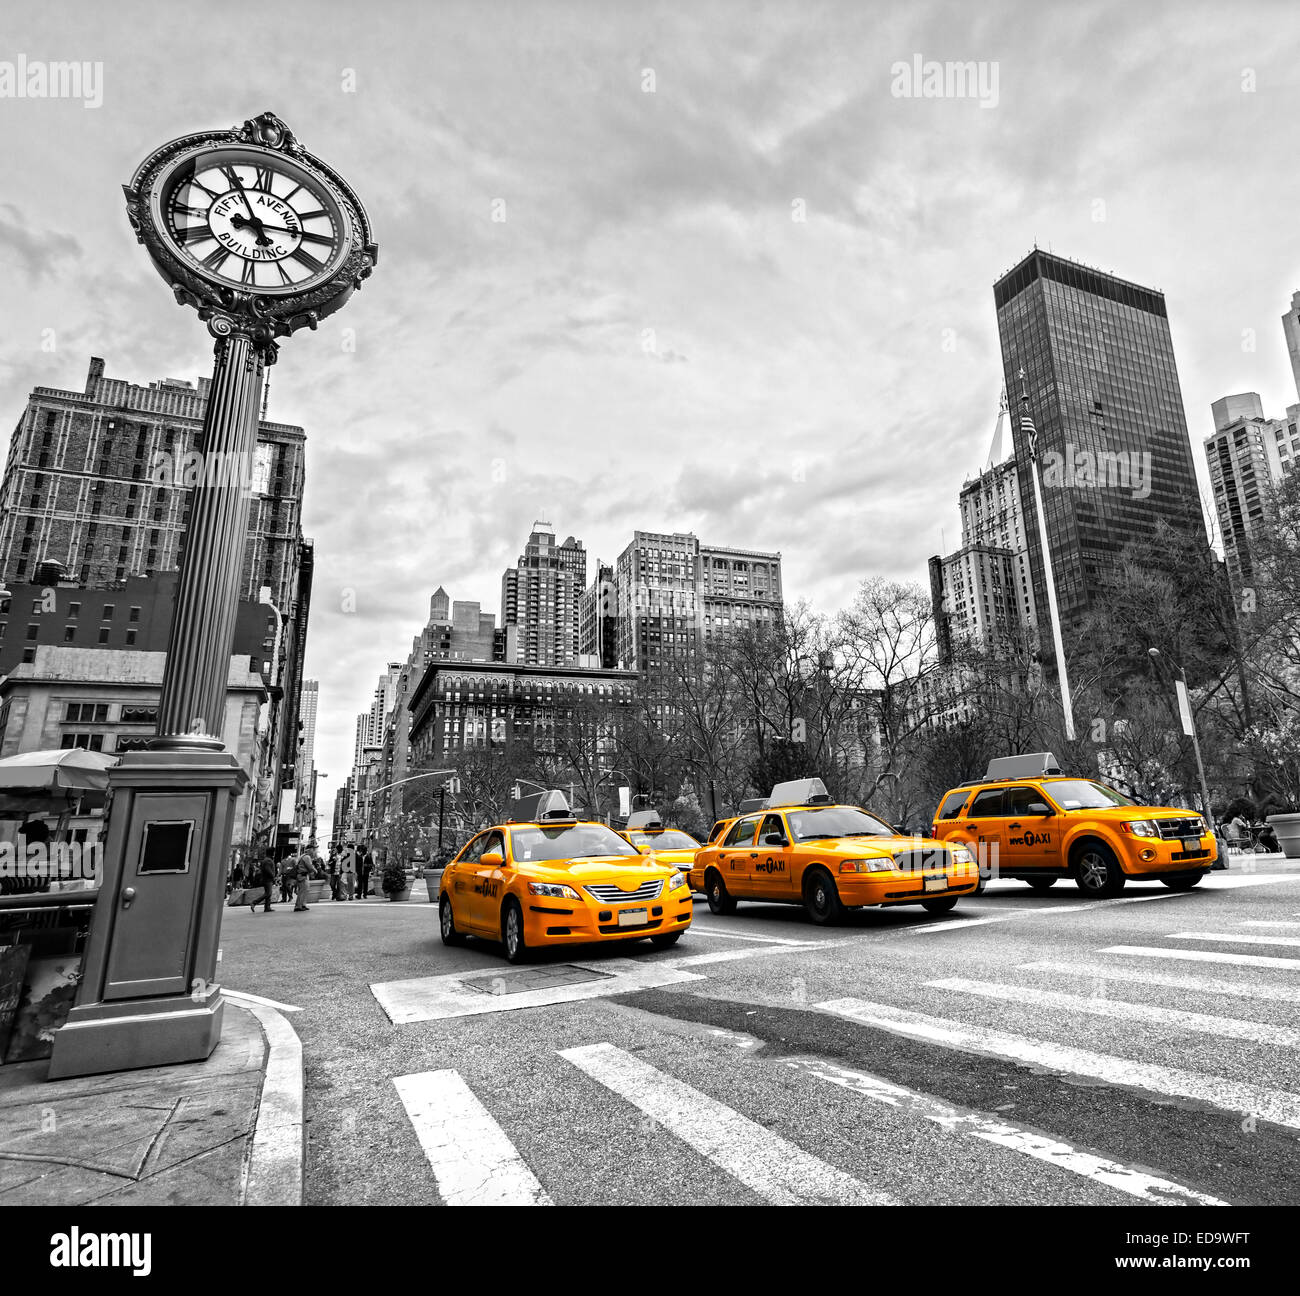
<box><xmin>328</xmin><ymin>848</ymin><xmax>341</xmax><ymax>901</ymax></box>
<box><xmin>358</xmin><ymin>844</ymin><xmax>373</xmax><ymax>898</ymax></box>
<box><xmin>342</xmin><ymin>845</ymin><xmax>357</xmax><ymax>900</ymax></box>
<box><xmin>278</xmin><ymin>856</ymin><xmax>295</xmax><ymax>903</ymax></box>
<box><xmin>293</xmin><ymin>847</ymin><xmax>312</xmax><ymax>912</ymax></box>
<box><xmin>251</xmin><ymin>852</ymin><xmax>276</xmax><ymax>913</ymax></box>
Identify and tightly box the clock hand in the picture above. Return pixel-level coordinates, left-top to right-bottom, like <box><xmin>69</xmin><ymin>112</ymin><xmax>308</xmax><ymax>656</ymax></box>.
<box><xmin>230</xmin><ymin>213</ymin><xmax>275</xmax><ymax>247</ymax></box>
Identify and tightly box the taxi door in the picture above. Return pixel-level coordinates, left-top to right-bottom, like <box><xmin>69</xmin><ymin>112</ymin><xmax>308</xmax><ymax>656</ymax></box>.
<box><xmin>1001</xmin><ymin>785</ymin><xmax>1057</xmax><ymax>869</ymax></box>
<box><xmin>715</xmin><ymin>815</ymin><xmax>761</xmax><ymax>895</ymax></box>
<box><xmin>751</xmin><ymin>812</ymin><xmax>795</xmax><ymax>897</ymax></box>
<box><xmin>472</xmin><ymin>829</ymin><xmax>508</xmax><ymax>933</ymax></box>
<box><xmin>453</xmin><ymin>832</ymin><xmax>489</xmax><ymax>931</ymax></box>
<box><xmin>963</xmin><ymin>787</ymin><xmax>1008</xmax><ymax>880</ymax></box>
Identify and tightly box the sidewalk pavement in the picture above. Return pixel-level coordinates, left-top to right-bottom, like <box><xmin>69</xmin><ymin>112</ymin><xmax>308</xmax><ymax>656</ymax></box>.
<box><xmin>0</xmin><ymin>994</ymin><xmax>303</xmax><ymax>1206</ymax></box>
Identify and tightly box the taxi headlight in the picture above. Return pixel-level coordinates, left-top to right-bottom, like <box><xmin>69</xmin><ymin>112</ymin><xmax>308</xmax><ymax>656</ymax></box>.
<box><xmin>1122</xmin><ymin>820</ymin><xmax>1160</xmax><ymax>839</ymax></box>
<box><xmin>950</xmin><ymin>846</ymin><xmax>975</xmax><ymax>867</ymax></box>
<box><xmin>528</xmin><ymin>882</ymin><xmax>580</xmax><ymax>899</ymax></box>
<box><xmin>840</xmin><ymin>858</ymin><xmax>892</xmax><ymax>873</ymax></box>
<box><xmin>668</xmin><ymin>872</ymin><xmax>687</xmax><ymax>891</ymax></box>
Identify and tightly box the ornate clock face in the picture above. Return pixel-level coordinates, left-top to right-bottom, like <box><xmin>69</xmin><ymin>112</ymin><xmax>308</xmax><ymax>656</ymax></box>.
<box><xmin>160</xmin><ymin>148</ymin><xmax>347</xmax><ymax>292</ymax></box>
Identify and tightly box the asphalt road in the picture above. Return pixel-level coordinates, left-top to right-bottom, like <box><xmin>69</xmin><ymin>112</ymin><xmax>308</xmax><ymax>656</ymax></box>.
<box><xmin>218</xmin><ymin>858</ymin><xmax>1300</xmax><ymax>1206</ymax></box>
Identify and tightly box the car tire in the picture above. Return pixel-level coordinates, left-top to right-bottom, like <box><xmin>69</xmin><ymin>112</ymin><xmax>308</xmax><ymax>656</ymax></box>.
<box><xmin>439</xmin><ymin>895</ymin><xmax>464</xmax><ymax>946</ymax></box>
<box><xmin>921</xmin><ymin>896</ymin><xmax>959</xmax><ymax>914</ymax></box>
<box><xmin>1161</xmin><ymin>873</ymin><xmax>1204</xmax><ymax>891</ymax></box>
<box><xmin>803</xmin><ymin>868</ymin><xmax>845</xmax><ymax>925</ymax></box>
<box><xmin>1073</xmin><ymin>843</ymin><xmax>1126</xmax><ymax>898</ymax></box>
<box><xmin>502</xmin><ymin>899</ymin><xmax>531</xmax><ymax>964</ymax></box>
<box><xmin>650</xmin><ymin>931</ymin><xmax>682</xmax><ymax>948</ymax></box>
<box><xmin>1025</xmin><ymin>877</ymin><xmax>1059</xmax><ymax>892</ymax></box>
<box><xmin>705</xmin><ymin>869</ymin><xmax>737</xmax><ymax>916</ymax></box>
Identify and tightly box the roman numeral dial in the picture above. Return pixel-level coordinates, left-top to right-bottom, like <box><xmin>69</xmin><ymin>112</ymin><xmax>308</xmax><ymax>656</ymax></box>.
<box><xmin>163</xmin><ymin>148</ymin><xmax>344</xmax><ymax>292</ymax></box>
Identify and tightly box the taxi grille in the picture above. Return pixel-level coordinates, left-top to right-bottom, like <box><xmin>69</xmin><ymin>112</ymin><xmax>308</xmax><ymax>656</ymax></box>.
<box><xmin>891</xmin><ymin>847</ymin><xmax>952</xmax><ymax>873</ymax></box>
<box><xmin>1156</xmin><ymin>818</ymin><xmax>1203</xmax><ymax>839</ymax></box>
<box><xmin>584</xmin><ymin>879</ymin><xmax>663</xmax><ymax>904</ymax></box>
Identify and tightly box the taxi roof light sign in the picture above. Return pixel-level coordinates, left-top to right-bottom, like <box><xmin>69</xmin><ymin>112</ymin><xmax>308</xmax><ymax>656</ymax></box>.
<box><xmin>506</xmin><ymin>789</ymin><xmax>576</xmax><ymax>823</ymax></box>
<box><xmin>770</xmin><ymin>777</ymin><xmax>833</xmax><ymax>807</ymax></box>
<box><xmin>984</xmin><ymin>752</ymin><xmax>1063</xmax><ymax>780</ymax></box>
<box><xmin>626</xmin><ymin>810</ymin><xmax>664</xmax><ymax>830</ymax></box>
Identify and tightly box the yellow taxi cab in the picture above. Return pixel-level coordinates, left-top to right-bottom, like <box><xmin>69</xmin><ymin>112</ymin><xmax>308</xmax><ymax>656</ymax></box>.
<box><xmin>930</xmin><ymin>752</ymin><xmax>1219</xmax><ymax>898</ymax></box>
<box><xmin>691</xmin><ymin>778</ymin><xmax>979</xmax><ymax>924</ymax></box>
<box><xmin>438</xmin><ymin>790</ymin><xmax>693</xmax><ymax>963</ymax></box>
<box><xmin>619</xmin><ymin>810</ymin><xmax>702</xmax><ymax>870</ymax></box>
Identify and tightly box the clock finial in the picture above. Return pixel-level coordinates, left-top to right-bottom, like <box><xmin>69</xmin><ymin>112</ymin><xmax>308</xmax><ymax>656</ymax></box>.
<box><xmin>240</xmin><ymin>111</ymin><xmax>297</xmax><ymax>152</ymax></box>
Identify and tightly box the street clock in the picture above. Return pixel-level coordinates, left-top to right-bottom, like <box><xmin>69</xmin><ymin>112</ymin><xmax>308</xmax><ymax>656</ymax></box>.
<box><xmin>123</xmin><ymin>110</ymin><xmax>378</xmax><ymax>344</ymax></box>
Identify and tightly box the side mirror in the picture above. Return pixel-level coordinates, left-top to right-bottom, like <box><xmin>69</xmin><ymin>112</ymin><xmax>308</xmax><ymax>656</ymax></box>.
<box><xmin>1028</xmin><ymin>803</ymin><xmax>1052</xmax><ymax>816</ymax></box>
<box><xmin>479</xmin><ymin>850</ymin><xmax>504</xmax><ymax>867</ymax></box>
<box><xmin>762</xmin><ymin>832</ymin><xmax>787</xmax><ymax>847</ymax></box>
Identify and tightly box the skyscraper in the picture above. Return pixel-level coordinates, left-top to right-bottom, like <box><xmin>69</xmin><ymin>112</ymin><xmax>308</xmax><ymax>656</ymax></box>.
<box><xmin>1282</xmin><ymin>290</ymin><xmax>1300</xmax><ymax>404</ymax></box>
<box><xmin>994</xmin><ymin>250</ymin><xmax>1206</xmax><ymax>625</ymax></box>
<box><xmin>500</xmin><ymin>522</ymin><xmax>586</xmax><ymax>667</ymax></box>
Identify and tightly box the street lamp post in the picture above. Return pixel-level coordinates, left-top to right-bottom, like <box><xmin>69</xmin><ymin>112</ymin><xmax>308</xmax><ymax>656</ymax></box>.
<box><xmin>1149</xmin><ymin>648</ymin><xmax>1214</xmax><ymax>828</ymax></box>
<box><xmin>50</xmin><ymin>112</ymin><xmax>377</xmax><ymax>1080</ymax></box>
<box><xmin>1019</xmin><ymin>369</ymin><xmax>1076</xmax><ymax>742</ymax></box>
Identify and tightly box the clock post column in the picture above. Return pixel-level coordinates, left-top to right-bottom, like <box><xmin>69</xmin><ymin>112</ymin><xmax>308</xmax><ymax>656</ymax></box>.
<box><xmin>48</xmin><ymin>318</ymin><xmax>271</xmax><ymax>1080</ymax></box>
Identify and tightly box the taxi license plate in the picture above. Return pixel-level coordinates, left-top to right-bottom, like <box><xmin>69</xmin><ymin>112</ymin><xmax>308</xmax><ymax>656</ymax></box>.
<box><xmin>617</xmin><ymin>908</ymin><xmax>648</xmax><ymax>928</ymax></box>
<box><xmin>923</xmin><ymin>876</ymin><xmax>946</xmax><ymax>893</ymax></box>
<box><xmin>1181</xmin><ymin>837</ymin><xmax>1200</xmax><ymax>852</ymax></box>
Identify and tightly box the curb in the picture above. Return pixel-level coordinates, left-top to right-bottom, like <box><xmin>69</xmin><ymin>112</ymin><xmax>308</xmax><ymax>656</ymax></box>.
<box><xmin>226</xmin><ymin>993</ymin><xmax>305</xmax><ymax>1207</ymax></box>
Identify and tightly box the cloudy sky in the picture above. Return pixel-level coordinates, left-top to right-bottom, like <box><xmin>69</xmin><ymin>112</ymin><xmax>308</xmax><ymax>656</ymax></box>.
<box><xmin>3</xmin><ymin>0</ymin><xmax>1300</xmax><ymax>808</ymax></box>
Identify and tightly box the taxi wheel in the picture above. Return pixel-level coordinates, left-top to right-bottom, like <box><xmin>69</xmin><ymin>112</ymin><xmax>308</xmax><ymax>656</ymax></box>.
<box><xmin>1161</xmin><ymin>873</ymin><xmax>1204</xmax><ymax>891</ymax></box>
<box><xmin>502</xmin><ymin>899</ymin><xmax>531</xmax><ymax>964</ymax></box>
<box><xmin>1025</xmin><ymin>877</ymin><xmax>1058</xmax><ymax>892</ymax></box>
<box><xmin>650</xmin><ymin>932</ymin><xmax>682</xmax><ymax>948</ymax></box>
<box><xmin>921</xmin><ymin>896</ymin><xmax>959</xmax><ymax>914</ymax></box>
<box><xmin>705</xmin><ymin>870</ymin><xmax>737</xmax><ymax>916</ymax></box>
<box><xmin>1073</xmin><ymin>843</ymin><xmax>1125</xmax><ymax>898</ymax></box>
<box><xmin>803</xmin><ymin>868</ymin><xmax>844</xmax><ymax>925</ymax></box>
<box><xmin>439</xmin><ymin>895</ymin><xmax>464</xmax><ymax>946</ymax></box>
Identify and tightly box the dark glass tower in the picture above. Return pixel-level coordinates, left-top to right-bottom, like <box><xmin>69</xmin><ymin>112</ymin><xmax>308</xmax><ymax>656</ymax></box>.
<box><xmin>994</xmin><ymin>249</ymin><xmax>1205</xmax><ymax>627</ymax></box>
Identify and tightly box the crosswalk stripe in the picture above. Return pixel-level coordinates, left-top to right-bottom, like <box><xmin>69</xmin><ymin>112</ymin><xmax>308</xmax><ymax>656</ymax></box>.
<box><xmin>559</xmin><ymin>1042</ymin><xmax>894</xmax><ymax>1205</ymax></box>
<box><xmin>1021</xmin><ymin>960</ymin><xmax>1300</xmax><ymax>1005</ymax></box>
<box><xmin>816</xmin><ymin>997</ymin><xmax>1300</xmax><ymax>1131</ymax></box>
<box><xmin>686</xmin><ymin>929</ymin><xmax>818</xmax><ymax>946</ymax></box>
<box><xmin>1170</xmin><ymin>931</ymin><xmax>1300</xmax><ymax>949</ymax></box>
<box><xmin>786</xmin><ymin>1057</ymin><xmax>1225</xmax><ymax>1205</ymax></box>
<box><xmin>926</xmin><ymin>978</ymin><xmax>1300</xmax><ymax>1048</ymax></box>
<box><xmin>905</xmin><ymin>916</ymin><xmax>1007</xmax><ymax>935</ymax></box>
<box><xmin>1102</xmin><ymin>945</ymin><xmax>1300</xmax><ymax>971</ymax></box>
<box><xmin>392</xmin><ymin>1070</ymin><xmax>552</xmax><ymax>1206</ymax></box>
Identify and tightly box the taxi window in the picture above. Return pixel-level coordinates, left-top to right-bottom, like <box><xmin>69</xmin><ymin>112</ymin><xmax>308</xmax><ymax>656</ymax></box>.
<box><xmin>937</xmin><ymin>790</ymin><xmax>970</xmax><ymax>819</ymax></box>
<box><xmin>1005</xmin><ymin>786</ymin><xmax>1052</xmax><ymax>816</ymax></box>
<box><xmin>723</xmin><ymin>817</ymin><xmax>759</xmax><ymax>847</ymax></box>
<box><xmin>968</xmin><ymin>788</ymin><xmax>1005</xmax><ymax>816</ymax></box>
<box><xmin>759</xmin><ymin>814</ymin><xmax>787</xmax><ymax>843</ymax></box>
<box><xmin>459</xmin><ymin>833</ymin><xmax>489</xmax><ymax>863</ymax></box>
<box><xmin>479</xmin><ymin>831</ymin><xmax>505</xmax><ymax>859</ymax></box>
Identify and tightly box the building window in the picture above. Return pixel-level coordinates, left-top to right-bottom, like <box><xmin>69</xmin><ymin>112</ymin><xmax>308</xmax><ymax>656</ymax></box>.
<box><xmin>102</xmin><ymin>605</ymin><xmax>114</xmax><ymax>620</ymax></box>
<box><xmin>68</xmin><ymin>602</ymin><xmax>80</xmax><ymax>618</ymax></box>
<box><xmin>25</xmin><ymin>624</ymin><xmax>38</xmax><ymax>640</ymax></box>
<box><xmin>98</xmin><ymin>627</ymin><xmax>110</xmax><ymax>644</ymax></box>
<box><xmin>60</xmin><ymin>732</ymin><xmax>104</xmax><ymax>751</ymax></box>
<box><xmin>21</xmin><ymin>648</ymin><xmax>34</xmax><ymax>664</ymax></box>
<box><xmin>120</xmin><ymin>704</ymin><xmax>157</xmax><ymax>726</ymax></box>
<box><xmin>129</xmin><ymin>606</ymin><xmax>140</xmax><ymax>622</ymax></box>
<box><xmin>125</xmin><ymin>628</ymin><xmax>137</xmax><ymax>645</ymax></box>
<box><xmin>63</xmin><ymin>625</ymin><xmax>76</xmax><ymax>642</ymax></box>
<box><xmin>65</xmin><ymin>703</ymin><xmax>109</xmax><ymax>723</ymax></box>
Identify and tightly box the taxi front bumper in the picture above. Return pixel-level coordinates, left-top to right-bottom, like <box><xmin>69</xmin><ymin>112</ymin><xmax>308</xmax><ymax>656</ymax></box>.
<box><xmin>835</xmin><ymin>866</ymin><xmax>980</xmax><ymax>907</ymax></box>
<box><xmin>1118</xmin><ymin>835</ymin><xmax>1218</xmax><ymax>875</ymax></box>
<box><xmin>523</xmin><ymin>887</ymin><xmax>694</xmax><ymax>944</ymax></box>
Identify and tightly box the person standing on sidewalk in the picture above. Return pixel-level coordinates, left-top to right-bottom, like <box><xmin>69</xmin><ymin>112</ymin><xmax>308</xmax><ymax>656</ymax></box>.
<box><xmin>342</xmin><ymin>843</ymin><xmax>357</xmax><ymax>900</ymax></box>
<box><xmin>252</xmin><ymin>852</ymin><xmax>276</xmax><ymax>913</ymax></box>
<box><xmin>292</xmin><ymin>847</ymin><xmax>312</xmax><ymax>912</ymax></box>
<box><xmin>358</xmin><ymin>843</ymin><xmax>373</xmax><ymax>898</ymax></box>
<box><xmin>328</xmin><ymin>847</ymin><xmax>341</xmax><ymax>901</ymax></box>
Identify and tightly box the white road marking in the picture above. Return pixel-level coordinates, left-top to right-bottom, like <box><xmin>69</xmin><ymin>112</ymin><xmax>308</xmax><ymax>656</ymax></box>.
<box><xmin>559</xmin><ymin>1042</ymin><xmax>894</xmax><ymax>1205</ymax></box>
<box><xmin>926</xmin><ymin>978</ymin><xmax>1300</xmax><ymax>1049</ymax></box>
<box><xmin>1022</xmin><ymin>960</ymin><xmax>1300</xmax><ymax>1005</ymax></box>
<box><xmin>1171</xmin><ymin>931</ymin><xmax>1300</xmax><ymax>949</ymax></box>
<box><xmin>371</xmin><ymin>957</ymin><xmax>704</xmax><ymax>1023</ymax></box>
<box><xmin>225</xmin><ymin>989</ymin><xmax>303</xmax><ymax>1014</ymax></box>
<box><xmin>786</xmin><ymin>1057</ymin><xmax>1225</xmax><ymax>1205</ymax></box>
<box><xmin>1241</xmin><ymin>921</ymin><xmax>1300</xmax><ymax>928</ymax></box>
<box><xmin>905</xmin><ymin>916</ymin><xmax>1008</xmax><ymax>935</ymax></box>
<box><xmin>685</xmin><ymin>928</ymin><xmax>819</xmax><ymax>946</ymax></box>
<box><xmin>393</xmin><ymin>1070</ymin><xmax>551</xmax><ymax>1206</ymax></box>
<box><xmin>904</xmin><ymin>889</ymin><xmax>1186</xmax><ymax>934</ymax></box>
<box><xmin>816</xmin><ymin>997</ymin><xmax>1300</xmax><ymax>1130</ymax></box>
<box><xmin>1196</xmin><ymin>874</ymin><xmax>1300</xmax><ymax>889</ymax></box>
<box><xmin>1103</xmin><ymin>945</ymin><xmax>1300</xmax><ymax>972</ymax></box>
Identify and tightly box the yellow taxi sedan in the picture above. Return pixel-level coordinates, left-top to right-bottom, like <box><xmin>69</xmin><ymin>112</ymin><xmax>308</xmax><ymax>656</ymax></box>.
<box><xmin>620</xmin><ymin>811</ymin><xmax>702</xmax><ymax>871</ymax></box>
<box><xmin>692</xmin><ymin>778</ymin><xmax>980</xmax><ymax>924</ymax></box>
<box><xmin>439</xmin><ymin>791</ymin><xmax>693</xmax><ymax>963</ymax></box>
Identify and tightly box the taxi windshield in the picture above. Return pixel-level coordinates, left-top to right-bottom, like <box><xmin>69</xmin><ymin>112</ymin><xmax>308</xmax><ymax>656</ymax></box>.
<box><xmin>509</xmin><ymin>824</ymin><xmax>643</xmax><ymax>862</ymax></box>
<box><xmin>1045</xmin><ymin>780</ymin><xmax>1136</xmax><ymax>810</ymax></box>
<box><xmin>626</xmin><ymin>829</ymin><xmax>700</xmax><ymax>850</ymax></box>
<box><xmin>787</xmin><ymin>806</ymin><xmax>896</xmax><ymax>841</ymax></box>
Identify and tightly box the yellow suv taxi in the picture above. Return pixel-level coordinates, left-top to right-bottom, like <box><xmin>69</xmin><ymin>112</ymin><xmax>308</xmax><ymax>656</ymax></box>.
<box><xmin>930</xmin><ymin>752</ymin><xmax>1218</xmax><ymax>898</ymax></box>
<box><xmin>438</xmin><ymin>791</ymin><xmax>693</xmax><ymax>963</ymax></box>
<box><xmin>691</xmin><ymin>778</ymin><xmax>979</xmax><ymax>924</ymax></box>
